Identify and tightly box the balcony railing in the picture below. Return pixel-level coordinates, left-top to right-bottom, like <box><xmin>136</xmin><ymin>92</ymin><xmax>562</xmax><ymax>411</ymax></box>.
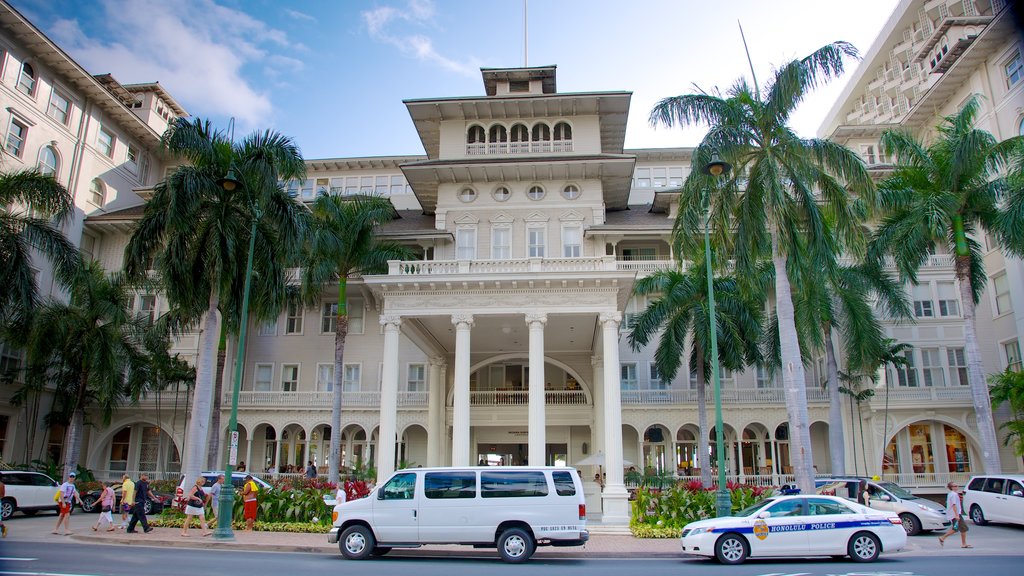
<box><xmin>388</xmin><ymin>256</ymin><xmax>617</xmax><ymax>276</ymax></box>
<box><xmin>870</xmin><ymin>386</ymin><xmax>972</xmax><ymax>404</ymax></box>
<box><xmin>468</xmin><ymin>390</ymin><xmax>588</xmax><ymax>406</ymax></box>
<box><xmin>466</xmin><ymin>140</ymin><xmax>573</xmax><ymax>156</ymax></box>
<box><xmin>226</xmin><ymin>391</ymin><xmax>428</xmax><ymax>408</ymax></box>
<box><xmin>620</xmin><ymin>387</ymin><xmax>829</xmax><ymax>405</ymax></box>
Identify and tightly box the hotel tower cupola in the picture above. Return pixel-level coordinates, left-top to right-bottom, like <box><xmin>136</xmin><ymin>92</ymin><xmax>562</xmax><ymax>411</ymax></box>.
<box><xmin>481</xmin><ymin>65</ymin><xmax>557</xmax><ymax>96</ymax></box>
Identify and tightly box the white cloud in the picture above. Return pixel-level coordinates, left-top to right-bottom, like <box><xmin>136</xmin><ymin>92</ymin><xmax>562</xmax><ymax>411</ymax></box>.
<box><xmin>48</xmin><ymin>0</ymin><xmax>304</xmax><ymax>128</ymax></box>
<box><xmin>362</xmin><ymin>0</ymin><xmax>478</xmax><ymax>78</ymax></box>
<box><xmin>284</xmin><ymin>8</ymin><xmax>316</xmax><ymax>22</ymax></box>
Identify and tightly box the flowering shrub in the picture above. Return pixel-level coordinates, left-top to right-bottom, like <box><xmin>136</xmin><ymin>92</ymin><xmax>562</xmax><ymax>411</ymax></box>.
<box><xmin>630</xmin><ymin>482</ymin><xmax>773</xmax><ymax>537</ymax></box>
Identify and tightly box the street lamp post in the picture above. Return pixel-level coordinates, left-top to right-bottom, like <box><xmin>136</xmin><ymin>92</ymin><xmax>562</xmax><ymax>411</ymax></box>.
<box><xmin>701</xmin><ymin>152</ymin><xmax>732</xmax><ymax>518</ymax></box>
<box><xmin>212</xmin><ymin>167</ymin><xmax>262</xmax><ymax>540</ymax></box>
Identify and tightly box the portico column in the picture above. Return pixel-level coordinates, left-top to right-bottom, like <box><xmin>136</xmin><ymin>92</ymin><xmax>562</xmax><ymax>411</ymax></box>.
<box><xmin>245</xmin><ymin>438</ymin><xmax>253</xmax><ymax>474</ymax></box>
<box><xmin>427</xmin><ymin>356</ymin><xmax>445</xmax><ymax>467</ymax></box>
<box><xmin>591</xmin><ymin>355</ymin><xmax>605</xmax><ymax>460</ymax></box>
<box><xmin>526</xmin><ymin>312</ymin><xmax>547</xmax><ymax>466</ymax></box>
<box><xmin>377</xmin><ymin>314</ymin><xmax>402</xmax><ymax>483</ymax></box>
<box><xmin>451</xmin><ymin>314</ymin><xmax>474</xmax><ymax>467</ymax></box>
<box><xmin>600</xmin><ymin>311</ymin><xmax>630</xmax><ymax>524</ymax></box>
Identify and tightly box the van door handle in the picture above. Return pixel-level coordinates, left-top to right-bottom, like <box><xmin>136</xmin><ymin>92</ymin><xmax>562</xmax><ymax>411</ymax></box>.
<box><xmin>413</xmin><ymin>510</ymin><xmax>417</xmax><ymax>518</ymax></box>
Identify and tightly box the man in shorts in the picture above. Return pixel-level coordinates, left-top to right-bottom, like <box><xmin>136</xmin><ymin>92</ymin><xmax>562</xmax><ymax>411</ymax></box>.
<box><xmin>242</xmin><ymin>474</ymin><xmax>259</xmax><ymax>531</ymax></box>
<box><xmin>119</xmin><ymin>473</ymin><xmax>135</xmax><ymax>530</ymax></box>
<box><xmin>53</xmin><ymin>471</ymin><xmax>83</xmax><ymax>535</ymax></box>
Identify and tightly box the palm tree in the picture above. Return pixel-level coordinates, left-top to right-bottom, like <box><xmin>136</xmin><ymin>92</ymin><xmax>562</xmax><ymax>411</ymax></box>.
<box><xmin>871</xmin><ymin>96</ymin><xmax>1024</xmax><ymax>473</ymax></box>
<box><xmin>649</xmin><ymin>41</ymin><xmax>872</xmax><ymax>493</ymax></box>
<box><xmin>124</xmin><ymin>118</ymin><xmax>308</xmax><ymax>489</ymax></box>
<box><xmin>837</xmin><ymin>370</ymin><xmax>875</xmax><ymax>475</ymax></box>
<box><xmin>989</xmin><ymin>369</ymin><xmax>1024</xmax><ymax>456</ymax></box>
<box><xmin>627</xmin><ymin>261</ymin><xmax>763</xmax><ymax>487</ymax></box>
<box><xmin>19</xmin><ymin>261</ymin><xmax>149</xmax><ymax>475</ymax></box>
<box><xmin>0</xmin><ymin>169</ymin><xmax>79</xmax><ymax>323</ymax></box>
<box><xmin>300</xmin><ymin>194</ymin><xmax>413</xmax><ymax>485</ymax></box>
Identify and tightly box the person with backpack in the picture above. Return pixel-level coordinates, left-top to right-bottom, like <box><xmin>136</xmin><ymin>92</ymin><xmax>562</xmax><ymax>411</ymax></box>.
<box><xmin>52</xmin><ymin>471</ymin><xmax>83</xmax><ymax>535</ymax></box>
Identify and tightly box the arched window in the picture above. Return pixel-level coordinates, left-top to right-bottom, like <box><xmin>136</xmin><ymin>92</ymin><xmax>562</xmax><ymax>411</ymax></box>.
<box><xmin>467</xmin><ymin>125</ymin><xmax>486</xmax><ymax>143</ymax></box>
<box><xmin>553</xmin><ymin>122</ymin><xmax>572</xmax><ymax>141</ymax></box>
<box><xmin>1018</xmin><ymin>116</ymin><xmax>1024</xmax><ymax>136</ymax></box>
<box><xmin>17</xmin><ymin>62</ymin><xmax>36</xmax><ymax>96</ymax></box>
<box><xmin>89</xmin><ymin>178</ymin><xmax>106</xmax><ymax>207</ymax></box>
<box><xmin>487</xmin><ymin>125</ymin><xmax>508</xmax><ymax>154</ymax></box>
<box><xmin>38</xmin><ymin>146</ymin><xmax>59</xmax><ymax>177</ymax></box>
<box><xmin>531</xmin><ymin>123</ymin><xmax>551</xmax><ymax>142</ymax></box>
<box><xmin>510</xmin><ymin>124</ymin><xmax>529</xmax><ymax>153</ymax></box>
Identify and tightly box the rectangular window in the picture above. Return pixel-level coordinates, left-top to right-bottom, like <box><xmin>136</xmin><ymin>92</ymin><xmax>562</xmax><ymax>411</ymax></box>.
<box><xmin>6</xmin><ymin>118</ymin><xmax>26</xmax><ymax>157</ymax></box>
<box><xmin>624</xmin><ymin>294</ymin><xmax>647</xmax><ymax>329</ymax></box>
<box><xmin>562</xmin><ymin>224</ymin><xmax>582</xmax><ymax>258</ymax></box>
<box><xmin>281</xmin><ymin>364</ymin><xmax>299</xmax><ymax>392</ymax></box>
<box><xmin>47</xmin><ymin>90</ymin><xmax>71</xmax><ymax>124</ymax></box>
<box><xmin>480</xmin><ymin>471</ymin><xmax>548</xmax><ymax>498</ymax></box>
<box><xmin>993</xmin><ymin>273</ymin><xmax>1012</xmax><ymax>315</ymax></box>
<box><xmin>652</xmin><ymin>167</ymin><xmax>667</xmax><ymax>188</ymax></box>
<box><xmin>390</xmin><ymin>175</ymin><xmax>405</xmax><ymax>195</ymax></box>
<box><xmin>756</xmin><ymin>366</ymin><xmax>772</xmax><ymax>388</ymax></box>
<box><xmin>407</xmin><ymin>363</ymin><xmax>426</xmax><ymax>392</ymax></box>
<box><xmin>649</xmin><ymin>363</ymin><xmax>668</xmax><ymax>390</ymax></box>
<box><xmin>1005</xmin><ymin>51</ymin><xmax>1023</xmax><ymax>88</ymax></box>
<box><xmin>920</xmin><ymin>348</ymin><xmax>944</xmax><ymax>387</ymax></box>
<box><xmin>345</xmin><ymin>176</ymin><xmax>359</xmax><ymax>196</ymax></box>
<box><xmin>947</xmin><ymin>348</ymin><xmax>967</xmax><ymax>386</ymax></box>
<box><xmin>456</xmin><ymin>228</ymin><xmax>476</xmax><ymax>260</ymax></box>
<box><xmin>860</xmin><ymin>144</ymin><xmax>877</xmax><ymax>164</ymax></box>
<box><xmin>321</xmin><ymin>302</ymin><xmax>338</xmax><ymax>333</ymax></box>
<box><xmin>912</xmin><ymin>284</ymin><xmax>933</xmax><ymax>318</ymax></box>
<box><xmin>127</xmin><ymin>144</ymin><xmax>139</xmax><ymax>165</ymax></box>
<box><xmin>349</xmin><ymin>299</ymin><xmax>365</xmax><ymax>334</ymax></box>
<box><xmin>937</xmin><ymin>281</ymin><xmax>959</xmax><ymax>317</ymax></box>
<box><xmin>80</xmin><ymin>234</ymin><xmax>97</xmax><ymax>262</ymax></box>
<box><xmin>1005</xmin><ymin>340</ymin><xmax>1022</xmax><ymax>371</ymax></box>
<box><xmin>97</xmin><ymin>128</ymin><xmax>115</xmax><ymax>157</ymax></box>
<box><xmin>254</xmin><ymin>364</ymin><xmax>273</xmax><ymax>391</ymax></box>
<box><xmin>552</xmin><ymin>470</ymin><xmax>577</xmax><ymax>496</ymax></box>
<box><xmin>286</xmin><ymin>302</ymin><xmax>303</xmax><ymax>334</ymax></box>
<box><xmin>375</xmin><ymin>175</ymin><xmax>388</xmax><ymax>195</ymax></box>
<box><xmin>491</xmin><ymin>226</ymin><xmax>511</xmax><ymax>259</ymax></box>
<box><xmin>258</xmin><ymin>317</ymin><xmax>278</xmax><ymax>336</ymax></box>
<box><xmin>317</xmin><ymin>363</ymin><xmax>334</xmax><ymax>392</ymax></box>
<box><xmin>109</xmin><ymin>428</ymin><xmax>130</xmax><ymax>471</ymax></box>
<box><xmin>621</xmin><ymin>247</ymin><xmax>656</xmax><ymax>261</ymax></box>
<box><xmin>360</xmin><ymin>176</ymin><xmax>373</xmax><ymax>194</ymax></box>
<box><xmin>424</xmin><ymin>471</ymin><xmax>477</xmax><ymax>499</ymax></box>
<box><xmin>620</xmin><ymin>363</ymin><xmax>638</xmax><ymax>390</ymax></box>
<box><xmin>527</xmin><ymin>225</ymin><xmax>546</xmax><ymax>258</ymax></box>
<box><xmin>139</xmin><ymin>294</ymin><xmax>157</xmax><ymax>325</ymax></box>
<box><xmin>668</xmin><ymin>167</ymin><xmax>684</xmax><ymax>187</ymax></box>
<box><xmin>895</xmin><ymin>349</ymin><xmax>918</xmax><ymax>387</ymax></box>
<box><xmin>343</xmin><ymin>364</ymin><xmax>360</xmax><ymax>392</ymax></box>
<box><xmin>634</xmin><ymin>167</ymin><xmax>650</xmax><ymax>188</ymax></box>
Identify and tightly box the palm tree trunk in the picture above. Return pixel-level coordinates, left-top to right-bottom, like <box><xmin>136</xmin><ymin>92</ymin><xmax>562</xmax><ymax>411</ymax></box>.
<box><xmin>182</xmin><ymin>292</ymin><xmax>221</xmax><ymax>490</ymax></box>
<box><xmin>61</xmin><ymin>369</ymin><xmax>89</xmax><ymax>475</ymax></box>
<box><xmin>772</xmin><ymin>230</ymin><xmax>815</xmax><ymax>494</ymax></box>
<box><xmin>848</xmin><ymin>391</ymin><xmax>858</xmax><ymax>475</ymax></box>
<box><xmin>328</xmin><ymin>279</ymin><xmax>350</xmax><ymax>485</ymax></box>
<box><xmin>824</xmin><ymin>324</ymin><xmax>845</xmax><ymax>476</ymax></box>
<box><xmin>206</xmin><ymin>332</ymin><xmax>228</xmax><ymax>470</ymax></box>
<box><xmin>695</xmin><ymin>349</ymin><xmax>713</xmax><ymax>488</ymax></box>
<box><xmin>955</xmin><ymin>253</ymin><xmax>1001</xmax><ymax>473</ymax></box>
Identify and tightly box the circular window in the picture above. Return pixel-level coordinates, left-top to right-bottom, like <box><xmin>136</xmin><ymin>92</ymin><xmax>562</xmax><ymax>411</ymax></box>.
<box><xmin>492</xmin><ymin>186</ymin><xmax>511</xmax><ymax>202</ymax></box>
<box><xmin>561</xmin><ymin>184</ymin><xmax>581</xmax><ymax>200</ymax></box>
<box><xmin>527</xmin><ymin>184</ymin><xmax>545</xmax><ymax>201</ymax></box>
<box><xmin>458</xmin><ymin>187</ymin><xmax>478</xmax><ymax>203</ymax></box>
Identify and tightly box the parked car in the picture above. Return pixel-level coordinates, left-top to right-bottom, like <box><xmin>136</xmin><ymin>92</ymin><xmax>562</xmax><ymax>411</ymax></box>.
<box><xmin>963</xmin><ymin>474</ymin><xmax>1024</xmax><ymax>527</ymax></box>
<box><xmin>199</xmin><ymin>471</ymin><xmax>272</xmax><ymax>494</ymax></box>
<box><xmin>329</xmin><ymin>466</ymin><xmax>588</xmax><ymax>563</ymax></box>
<box><xmin>80</xmin><ymin>484</ymin><xmax>173</xmax><ymax>515</ymax></box>
<box><xmin>0</xmin><ymin>470</ymin><xmax>59</xmax><ymax>520</ymax></box>
<box><xmin>679</xmin><ymin>494</ymin><xmax>906</xmax><ymax>564</ymax></box>
<box><xmin>815</xmin><ymin>477</ymin><xmax>948</xmax><ymax>535</ymax></box>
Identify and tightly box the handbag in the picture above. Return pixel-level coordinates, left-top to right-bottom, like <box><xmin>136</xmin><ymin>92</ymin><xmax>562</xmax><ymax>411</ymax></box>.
<box><xmin>958</xmin><ymin>514</ymin><xmax>969</xmax><ymax>533</ymax></box>
<box><xmin>101</xmin><ymin>505</ymin><xmax>112</xmax><ymax>513</ymax></box>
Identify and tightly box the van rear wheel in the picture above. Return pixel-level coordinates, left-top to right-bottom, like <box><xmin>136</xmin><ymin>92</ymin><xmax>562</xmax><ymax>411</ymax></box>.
<box><xmin>339</xmin><ymin>525</ymin><xmax>376</xmax><ymax>560</ymax></box>
<box><xmin>497</xmin><ymin>527</ymin><xmax>535</xmax><ymax>563</ymax></box>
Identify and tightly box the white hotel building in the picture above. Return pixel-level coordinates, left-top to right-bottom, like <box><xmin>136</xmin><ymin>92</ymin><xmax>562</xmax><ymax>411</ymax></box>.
<box><xmin>1</xmin><ymin>0</ymin><xmax>1022</xmax><ymax>522</ymax></box>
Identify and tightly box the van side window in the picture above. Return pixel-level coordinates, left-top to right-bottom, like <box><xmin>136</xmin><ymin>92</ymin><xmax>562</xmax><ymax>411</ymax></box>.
<box><xmin>481</xmin><ymin>471</ymin><xmax>548</xmax><ymax>498</ymax></box>
<box><xmin>552</xmin><ymin>471</ymin><xmax>576</xmax><ymax>496</ymax></box>
<box><xmin>983</xmin><ymin>478</ymin><xmax>1004</xmax><ymax>494</ymax></box>
<box><xmin>381</xmin><ymin>472</ymin><xmax>416</xmax><ymax>500</ymax></box>
<box><xmin>967</xmin><ymin>477</ymin><xmax>985</xmax><ymax>491</ymax></box>
<box><xmin>425</xmin><ymin>472</ymin><xmax>476</xmax><ymax>499</ymax></box>
<box><xmin>1008</xmin><ymin>480</ymin><xmax>1023</xmax><ymax>497</ymax></box>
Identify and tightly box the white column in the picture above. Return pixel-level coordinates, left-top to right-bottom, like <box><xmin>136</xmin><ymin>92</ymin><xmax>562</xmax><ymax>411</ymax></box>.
<box><xmin>600</xmin><ymin>311</ymin><xmax>629</xmax><ymax>524</ymax></box>
<box><xmin>591</xmin><ymin>355</ymin><xmax>605</xmax><ymax>460</ymax></box>
<box><xmin>245</xmin><ymin>438</ymin><xmax>253</xmax><ymax>474</ymax></box>
<box><xmin>427</xmin><ymin>356</ymin><xmax>445</xmax><ymax>467</ymax></box>
<box><xmin>451</xmin><ymin>313</ymin><xmax>474</xmax><ymax>467</ymax></box>
<box><xmin>377</xmin><ymin>314</ymin><xmax>402</xmax><ymax>483</ymax></box>
<box><xmin>526</xmin><ymin>312</ymin><xmax>547</xmax><ymax>466</ymax></box>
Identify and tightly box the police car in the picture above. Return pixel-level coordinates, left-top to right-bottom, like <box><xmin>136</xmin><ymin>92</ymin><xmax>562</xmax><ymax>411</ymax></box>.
<box><xmin>680</xmin><ymin>495</ymin><xmax>906</xmax><ymax>564</ymax></box>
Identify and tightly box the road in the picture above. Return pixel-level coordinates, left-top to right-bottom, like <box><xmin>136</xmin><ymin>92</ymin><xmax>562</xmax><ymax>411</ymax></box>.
<box><xmin>0</xmin><ymin>540</ymin><xmax>1020</xmax><ymax>576</ymax></box>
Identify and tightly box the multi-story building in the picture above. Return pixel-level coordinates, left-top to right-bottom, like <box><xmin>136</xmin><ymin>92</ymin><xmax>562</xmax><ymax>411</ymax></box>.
<box><xmin>1</xmin><ymin>0</ymin><xmax>1021</xmax><ymax>525</ymax></box>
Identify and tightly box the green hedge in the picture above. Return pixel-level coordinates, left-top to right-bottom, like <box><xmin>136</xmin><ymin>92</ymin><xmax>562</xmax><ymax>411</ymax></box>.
<box><xmin>151</xmin><ymin>515</ymin><xmax>330</xmax><ymax>533</ymax></box>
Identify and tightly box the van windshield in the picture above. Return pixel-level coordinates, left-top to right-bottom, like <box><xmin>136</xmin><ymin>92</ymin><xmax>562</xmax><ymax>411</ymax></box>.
<box><xmin>876</xmin><ymin>481</ymin><xmax>916</xmax><ymax>499</ymax></box>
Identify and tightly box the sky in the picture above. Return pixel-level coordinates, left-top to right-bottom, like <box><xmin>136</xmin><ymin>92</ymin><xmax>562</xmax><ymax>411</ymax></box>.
<box><xmin>14</xmin><ymin>0</ymin><xmax>900</xmax><ymax>159</ymax></box>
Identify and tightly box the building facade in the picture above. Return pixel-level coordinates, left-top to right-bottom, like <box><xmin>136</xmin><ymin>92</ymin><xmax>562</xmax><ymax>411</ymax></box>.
<box><xmin>2</xmin><ymin>0</ymin><xmax>1023</xmax><ymax>524</ymax></box>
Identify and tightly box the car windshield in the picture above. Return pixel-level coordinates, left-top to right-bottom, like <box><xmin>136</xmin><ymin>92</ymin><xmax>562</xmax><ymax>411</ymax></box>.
<box><xmin>876</xmin><ymin>481</ymin><xmax>916</xmax><ymax>499</ymax></box>
<box><xmin>734</xmin><ymin>497</ymin><xmax>775</xmax><ymax>517</ymax></box>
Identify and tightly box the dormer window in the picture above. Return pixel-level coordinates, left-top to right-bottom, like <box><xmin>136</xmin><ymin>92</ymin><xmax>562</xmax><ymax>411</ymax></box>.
<box><xmin>509</xmin><ymin>80</ymin><xmax>530</xmax><ymax>92</ymax></box>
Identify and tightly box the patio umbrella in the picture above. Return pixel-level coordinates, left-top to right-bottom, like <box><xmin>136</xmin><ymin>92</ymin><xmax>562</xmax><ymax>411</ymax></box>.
<box><xmin>574</xmin><ymin>452</ymin><xmax>633</xmax><ymax>467</ymax></box>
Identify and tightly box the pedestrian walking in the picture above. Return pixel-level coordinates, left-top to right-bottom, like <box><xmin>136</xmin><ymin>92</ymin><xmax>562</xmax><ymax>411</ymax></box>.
<box><xmin>305</xmin><ymin>460</ymin><xmax>317</xmax><ymax>479</ymax></box>
<box><xmin>91</xmin><ymin>483</ymin><xmax>117</xmax><ymax>531</ymax></box>
<box><xmin>52</xmin><ymin>471</ymin><xmax>83</xmax><ymax>535</ymax></box>
<box><xmin>207</xmin><ymin>473</ymin><xmax>225</xmax><ymax>523</ymax></box>
<box><xmin>242</xmin><ymin>474</ymin><xmax>259</xmax><ymax>531</ymax></box>
<box><xmin>0</xmin><ymin>473</ymin><xmax>7</xmax><ymax>537</ymax></box>
<box><xmin>118</xmin><ymin>473</ymin><xmax>134</xmax><ymax>530</ymax></box>
<box><xmin>181</xmin><ymin>476</ymin><xmax>211</xmax><ymax>537</ymax></box>
<box><xmin>938</xmin><ymin>481</ymin><xmax>971</xmax><ymax>548</ymax></box>
<box><xmin>126</xmin><ymin>474</ymin><xmax>157</xmax><ymax>534</ymax></box>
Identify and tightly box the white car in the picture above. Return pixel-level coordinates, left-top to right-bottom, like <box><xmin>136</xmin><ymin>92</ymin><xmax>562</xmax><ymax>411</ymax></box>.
<box><xmin>680</xmin><ymin>495</ymin><xmax>906</xmax><ymax>564</ymax></box>
<box><xmin>0</xmin><ymin>471</ymin><xmax>59</xmax><ymax>520</ymax></box>
<box><xmin>963</xmin><ymin>474</ymin><xmax>1024</xmax><ymax>527</ymax></box>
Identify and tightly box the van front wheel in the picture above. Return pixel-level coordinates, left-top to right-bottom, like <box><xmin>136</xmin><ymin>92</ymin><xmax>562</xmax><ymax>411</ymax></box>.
<box><xmin>498</xmin><ymin>527</ymin><xmax>535</xmax><ymax>563</ymax></box>
<box><xmin>339</xmin><ymin>525</ymin><xmax>376</xmax><ymax>560</ymax></box>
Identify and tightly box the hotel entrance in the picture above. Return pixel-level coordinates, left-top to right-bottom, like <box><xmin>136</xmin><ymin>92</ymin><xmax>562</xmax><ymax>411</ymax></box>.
<box><xmin>476</xmin><ymin>443</ymin><xmax>568</xmax><ymax>466</ymax></box>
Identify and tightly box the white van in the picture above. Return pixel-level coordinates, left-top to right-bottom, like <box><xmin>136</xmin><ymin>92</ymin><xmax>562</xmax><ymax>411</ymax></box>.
<box><xmin>963</xmin><ymin>474</ymin><xmax>1024</xmax><ymax>527</ymax></box>
<box><xmin>328</xmin><ymin>466</ymin><xmax>588</xmax><ymax>563</ymax></box>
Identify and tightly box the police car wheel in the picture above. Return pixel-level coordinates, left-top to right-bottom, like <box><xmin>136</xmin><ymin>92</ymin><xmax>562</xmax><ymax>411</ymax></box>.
<box><xmin>340</xmin><ymin>525</ymin><xmax>376</xmax><ymax>560</ymax></box>
<box><xmin>848</xmin><ymin>531</ymin><xmax>881</xmax><ymax>562</ymax></box>
<box><xmin>498</xmin><ymin>527</ymin><xmax>535</xmax><ymax>563</ymax></box>
<box><xmin>899</xmin><ymin>513</ymin><xmax>921</xmax><ymax>536</ymax></box>
<box><xmin>714</xmin><ymin>534</ymin><xmax>748</xmax><ymax>565</ymax></box>
<box><xmin>969</xmin><ymin>505</ymin><xmax>987</xmax><ymax>526</ymax></box>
